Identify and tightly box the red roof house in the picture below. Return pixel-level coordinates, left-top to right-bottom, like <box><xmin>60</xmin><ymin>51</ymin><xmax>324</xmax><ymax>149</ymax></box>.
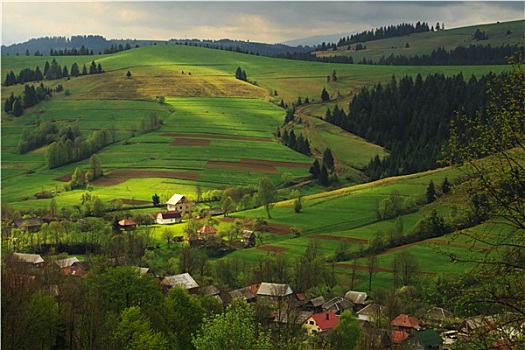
<box><xmin>391</xmin><ymin>314</ymin><xmax>421</xmax><ymax>332</ymax></box>
<box><xmin>304</xmin><ymin>311</ymin><xmax>340</xmax><ymax>335</ymax></box>
<box><xmin>391</xmin><ymin>330</ymin><xmax>411</xmax><ymax>344</ymax></box>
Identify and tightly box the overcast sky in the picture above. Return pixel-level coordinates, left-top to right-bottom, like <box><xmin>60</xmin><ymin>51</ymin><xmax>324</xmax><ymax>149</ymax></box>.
<box><xmin>2</xmin><ymin>1</ymin><xmax>524</xmax><ymax>46</ymax></box>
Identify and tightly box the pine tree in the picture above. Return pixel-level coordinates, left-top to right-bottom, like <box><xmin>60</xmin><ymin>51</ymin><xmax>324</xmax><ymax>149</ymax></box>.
<box><xmin>4</xmin><ymin>97</ymin><xmax>12</xmax><ymax>113</ymax></box>
<box><xmin>319</xmin><ymin>165</ymin><xmax>330</xmax><ymax>186</ymax></box>
<box><xmin>323</xmin><ymin>148</ymin><xmax>335</xmax><ymax>171</ymax></box>
<box><xmin>12</xmin><ymin>97</ymin><xmax>24</xmax><ymax>116</ymax></box>
<box><xmin>82</xmin><ymin>64</ymin><xmax>88</xmax><ymax>76</ymax></box>
<box><xmin>426</xmin><ymin>180</ymin><xmax>436</xmax><ymax>203</ymax></box>
<box><xmin>442</xmin><ymin>177</ymin><xmax>451</xmax><ymax>194</ymax></box>
<box><xmin>321</xmin><ymin>87</ymin><xmax>330</xmax><ymax>101</ymax></box>
<box><xmin>71</xmin><ymin>63</ymin><xmax>80</xmax><ymax>77</ymax></box>
<box><xmin>309</xmin><ymin>159</ymin><xmax>320</xmax><ymax>179</ymax></box>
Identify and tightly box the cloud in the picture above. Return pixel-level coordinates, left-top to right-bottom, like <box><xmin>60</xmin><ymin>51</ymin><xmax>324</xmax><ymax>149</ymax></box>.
<box><xmin>1</xmin><ymin>1</ymin><xmax>523</xmax><ymax>46</ymax></box>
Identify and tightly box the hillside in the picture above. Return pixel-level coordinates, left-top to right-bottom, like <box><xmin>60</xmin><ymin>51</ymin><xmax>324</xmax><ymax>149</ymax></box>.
<box><xmin>316</xmin><ymin>19</ymin><xmax>524</xmax><ymax>63</ymax></box>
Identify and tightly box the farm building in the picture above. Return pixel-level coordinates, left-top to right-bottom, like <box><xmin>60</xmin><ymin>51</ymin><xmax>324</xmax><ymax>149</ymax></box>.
<box><xmin>12</xmin><ymin>253</ymin><xmax>44</xmax><ymax>267</ymax></box>
<box><xmin>303</xmin><ymin>311</ymin><xmax>340</xmax><ymax>336</ymax></box>
<box><xmin>166</xmin><ymin>194</ymin><xmax>192</xmax><ymax>214</ymax></box>
<box><xmin>156</xmin><ymin>211</ymin><xmax>182</xmax><ymax>225</ymax></box>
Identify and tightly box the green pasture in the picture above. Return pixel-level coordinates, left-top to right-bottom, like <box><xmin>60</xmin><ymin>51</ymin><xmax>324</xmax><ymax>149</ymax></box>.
<box><xmin>322</xmin><ymin>19</ymin><xmax>525</xmax><ymax>63</ymax></box>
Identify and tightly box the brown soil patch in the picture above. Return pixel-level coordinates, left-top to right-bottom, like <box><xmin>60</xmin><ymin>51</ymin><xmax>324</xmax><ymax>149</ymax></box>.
<box><xmin>240</xmin><ymin>159</ymin><xmax>311</xmax><ymax>169</ymax></box>
<box><xmin>171</xmin><ymin>138</ymin><xmax>211</xmax><ymax>146</ymax></box>
<box><xmin>55</xmin><ymin>171</ymin><xmax>87</xmax><ymax>182</ymax></box>
<box><xmin>90</xmin><ymin>177</ymin><xmax>128</xmax><ymax>187</ymax></box>
<box><xmin>267</xmin><ymin>223</ymin><xmax>292</xmax><ymax>235</ymax></box>
<box><xmin>429</xmin><ymin>239</ymin><xmax>473</xmax><ymax>248</ymax></box>
<box><xmin>162</xmin><ymin>133</ymin><xmax>271</xmax><ymax>142</ymax></box>
<box><xmin>334</xmin><ymin>263</ymin><xmax>437</xmax><ymax>277</ymax></box>
<box><xmin>206</xmin><ymin>159</ymin><xmax>311</xmax><ymax>174</ymax></box>
<box><xmin>207</xmin><ymin>161</ymin><xmax>279</xmax><ymax>174</ymax></box>
<box><xmin>309</xmin><ymin>234</ymin><xmax>369</xmax><ymax>245</ymax></box>
<box><xmin>107</xmin><ymin>170</ymin><xmax>199</xmax><ymax>180</ymax></box>
<box><xmin>257</xmin><ymin>245</ymin><xmax>288</xmax><ymax>253</ymax></box>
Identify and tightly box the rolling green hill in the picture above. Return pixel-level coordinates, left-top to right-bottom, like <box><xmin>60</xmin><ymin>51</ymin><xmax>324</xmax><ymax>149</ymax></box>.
<box><xmin>317</xmin><ymin>19</ymin><xmax>524</xmax><ymax>62</ymax></box>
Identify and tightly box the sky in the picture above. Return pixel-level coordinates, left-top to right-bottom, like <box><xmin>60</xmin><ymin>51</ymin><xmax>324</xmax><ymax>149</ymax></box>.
<box><xmin>1</xmin><ymin>1</ymin><xmax>524</xmax><ymax>46</ymax></box>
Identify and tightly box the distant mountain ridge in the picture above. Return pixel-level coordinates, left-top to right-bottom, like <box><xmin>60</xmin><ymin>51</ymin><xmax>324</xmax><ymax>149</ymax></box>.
<box><xmin>1</xmin><ymin>35</ymin><xmax>313</xmax><ymax>57</ymax></box>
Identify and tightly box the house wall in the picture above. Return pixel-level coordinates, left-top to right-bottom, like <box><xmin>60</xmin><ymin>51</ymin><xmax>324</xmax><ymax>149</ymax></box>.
<box><xmin>167</xmin><ymin>201</ymin><xmax>192</xmax><ymax>214</ymax></box>
<box><xmin>304</xmin><ymin>318</ymin><xmax>321</xmax><ymax>336</ymax></box>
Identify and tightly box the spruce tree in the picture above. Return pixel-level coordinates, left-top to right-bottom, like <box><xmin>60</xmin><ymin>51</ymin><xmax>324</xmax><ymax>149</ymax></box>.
<box><xmin>321</xmin><ymin>87</ymin><xmax>330</xmax><ymax>101</ymax></box>
<box><xmin>319</xmin><ymin>165</ymin><xmax>330</xmax><ymax>186</ymax></box>
<box><xmin>309</xmin><ymin>159</ymin><xmax>320</xmax><ymax>179</ymax></box>
<box><xmin>426</xmin><ymin>180</ymin><xmax>436</xmax><ymax>203</ymax></box>
<box><xmin>442</xmin><ymin>177</ymin><xmax>451</xmax><ymax>194</ymax></box>
<box><xmin>323</xmin><ymin>148</ymin><xmax>335</xmax><ymax>171</ymax></box>
<box><xmin>4</xmin><ymin>98</ymin><xmax>12</xmax><ymax>113</ymax></box>
<box><xmin>12</xmin><ymin>97</ymin><xmax>23</xmax><ymax>116</ymax></box>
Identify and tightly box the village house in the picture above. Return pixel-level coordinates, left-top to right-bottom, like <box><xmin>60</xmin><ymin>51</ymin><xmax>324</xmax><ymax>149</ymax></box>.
<box><xmin>166</xmin><ymin>194</ymin><xmax>192</xmax><ymax>215</ymax></box>
<box><xmin>12</xmin><ymin>253</ymin><xmax>44</xmax><ymax>267</ymax></box>
<box><xmin>228</xmin><ymin>286</ymin><xmax>256</xmax><ymax>303</ymax></box>
<box><xmin>55</xmin><ymin>257</ymin><xmax>87</xmax><ymax>277</ymax></box>
<box><xmin>344</xmin><ymin>290</ymin><xmax>369</xmax><ymax>312</ymax></box>
<box><xmin>160</xmin><ymin>272</ymin><xmax>199</xmax><ymax>294</ymax></box>
<box><xmin>303</xmin><ymin>296</ymin><xmax>326</xmax><ymax>313</ymax></box>
<box><xmin>391</xmin><ymin>313</ymin><xmax>422</xmax><ymax>333</ymax></box>
<box><xmin>256</xmin><ymin>282</ymin><xmax>294</xmax><ymax>304</ymax></box>
<box><xmin>322</xmin><ymin>296</ymin><xmax>352</xmax><ymax>315</ymax></box>
<box><xmin>357</xmin><ymin>303</ymin><xmax>384</xmax><ymax>323</ymax></box>
<box><xmin>14</xmin><ymin>218</ymin><xmax>42</xmax><ymax>233</ymax></box>
<box><xmin>200</xmin><ymin>285</ymin><xmax>223</xmax><ymax>305</ymax></box>
<box><xmin>155</xmin><ymin>211</ymin><xmax>182</xmax><ymax>225</ymax></box>
<box><xmin>304</xmin><ymin>311</ymin><xmax>340</xmax><ymax>336</ymax></box>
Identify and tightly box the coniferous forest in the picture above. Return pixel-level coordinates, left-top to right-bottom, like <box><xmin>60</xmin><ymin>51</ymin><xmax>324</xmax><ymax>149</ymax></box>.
<box><xmin>323</xmin><ymin>72</ymin><xmax>500</xmax><ymax>179</ymax></box>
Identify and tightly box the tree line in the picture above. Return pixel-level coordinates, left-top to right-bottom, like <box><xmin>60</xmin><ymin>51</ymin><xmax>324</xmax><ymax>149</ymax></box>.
<box><xmin>323</xmin><ymin>72</ymin><xmax>497</xmax><ymax>179</ymax></box>
<box><xmin>3</xmin><ymin>58</ymin><xmax>105</xmax><ymax>86</ymax></box>
<box><xmin>4</xmin><ymin>82</ymin><xmax>56</xmax><ymax>117</ymax></box>
<box><xmin>17</xmin><ymin>120</ymin><xmax>80</xmax><ymax>154</ymax></box>
<box><xmin>360</xmin><ymin>44</ymin><xmax>524</xmax><ymax>66</ymax></box>
<box><xmin>337</xmin><ymin>21</ymin><xmax>432</xmax><ymax>46</ymax></box>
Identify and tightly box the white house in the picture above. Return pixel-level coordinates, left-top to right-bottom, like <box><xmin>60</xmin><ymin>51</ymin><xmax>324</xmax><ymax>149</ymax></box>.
<box><xmin>166</xmin><ymin>194</ymin><xmax>192</xmax><ymax>215</ymax></box>
<box><xmin>156</xmin><ymin>211</ymin><xmax>182</xmax><ymax>225</ymax></box>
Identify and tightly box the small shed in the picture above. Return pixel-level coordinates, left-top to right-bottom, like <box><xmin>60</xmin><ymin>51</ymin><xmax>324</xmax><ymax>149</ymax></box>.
<box><xmin>197</xmin><ymin>225</ymin><xmax>217</xmax><ymax>235</ymax></box>
<box><xmin>156</xmin><ymin>211</ymin><xmax>182</xmax><ymax>225</ymax></box>
<box><xmin>55</xmin><ymin>257</ymin><xmax>86</xmax><ymax>277</ymax></box>
<box><xmin>242</xmin><ymin>230</ymin><xmax>256</xmax><ymax>247</ymax></box>
<box><xmin>118</xmin><ymin>218</ymin><xmax>137</xmax><ymax>230</ymax></box>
